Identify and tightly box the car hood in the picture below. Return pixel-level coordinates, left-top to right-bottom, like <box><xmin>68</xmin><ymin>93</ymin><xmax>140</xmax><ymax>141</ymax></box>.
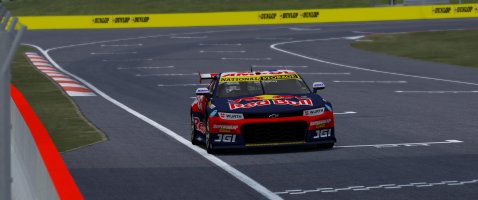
<box><xmin>210</xmin><ymin>94</ymin><xmax>326</xmax><ymax>114</ymax></box>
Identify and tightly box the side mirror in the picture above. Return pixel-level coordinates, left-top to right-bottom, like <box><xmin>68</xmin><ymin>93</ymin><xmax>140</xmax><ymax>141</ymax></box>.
<box><xmin>196</xmin><ymin>87</ymin><xmax>211</xmax><ymax>97</ymax></box>
<box><xmin>312</xmin><ymin>82</ymin><xmax>325</xmax><ymax>93</ymax></box>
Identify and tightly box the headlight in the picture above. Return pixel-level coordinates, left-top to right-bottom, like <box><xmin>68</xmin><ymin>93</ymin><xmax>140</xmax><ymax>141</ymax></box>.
<box><xmin>218</xmin><ymin>112</ymin><xmax>244</xmax><ymax>120</ymax></box>
<box><xmin>303</xmin><ymin>107</ymin><xmax>325</xmax><ymax>116</ymax></box>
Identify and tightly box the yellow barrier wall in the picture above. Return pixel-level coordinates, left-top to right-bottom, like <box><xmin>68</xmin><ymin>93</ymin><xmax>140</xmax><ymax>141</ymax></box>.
<box><xmin>18</xmin><ymin>4</ymin><xmax>478</xmax><ymax>29</ymax></box>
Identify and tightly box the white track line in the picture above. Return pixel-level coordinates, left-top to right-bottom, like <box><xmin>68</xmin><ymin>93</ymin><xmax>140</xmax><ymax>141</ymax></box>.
<box><xmin>333</xmin><ymin>80</ymin><xmax>407</xmax><ymax>83</ymax></box>
<box><xmin>396</xmin><ymin>90</ymin><xmax>478</xmax><ymax>94</ymax></box>
<box><xmin>101</xmin><ymin>44</ymin><xmax>143</xmax><ymax>47</ymax></box>
<box><xmin>171</xmin><ymin>36</ymin><xmax>208</xmax><ymax>39</ymax></box>
<box><xmin>117</xmin><ymin>66</ymin><xmax>175</xmax><ymax>70</ymax></box>
<box><xmin>333</xmin><ymin>111</ymin><xmax>357</xmax><ymax>115</ymax></box>
<box><xmin>336</xmin><ymin>140</ymin><xmax>463</xmax><ymax>148</ymax></box>
<box><xmin>28</xmin><ymin>44</ymin><xmax>282</xmax><ymax>200</ymax></box>
<box><xmin>271</xmin><ymin>37</ymin><xmax>478</xmax><ymax>86</ymax></box>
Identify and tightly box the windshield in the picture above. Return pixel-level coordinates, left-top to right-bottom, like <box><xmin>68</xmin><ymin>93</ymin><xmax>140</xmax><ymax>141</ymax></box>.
<box><xmin>216</xmin><ymin>79</ymin><xmax>310</xmax><ymax>98</ymax></box>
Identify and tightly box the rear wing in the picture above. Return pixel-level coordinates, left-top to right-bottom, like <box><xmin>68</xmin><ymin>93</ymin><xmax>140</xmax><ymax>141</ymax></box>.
<box><xmin>198</xmin><ymin>72</ymin><xmax>219</xmax><ymax>83</ymax></box>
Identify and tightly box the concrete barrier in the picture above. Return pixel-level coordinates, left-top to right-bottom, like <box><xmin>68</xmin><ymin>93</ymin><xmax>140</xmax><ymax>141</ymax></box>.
<box><xmin>17</xmin><ymin>3</ymin><xmax>478</xmax><ymax>29</ymax></box>
<box><xmin>10</xmin><ymin>85</ymin><xmax>83</xmax><ymax>200</ymax></box>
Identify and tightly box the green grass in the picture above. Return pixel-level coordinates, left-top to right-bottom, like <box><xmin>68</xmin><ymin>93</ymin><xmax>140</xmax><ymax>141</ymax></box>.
<box><xmin>5</xmin><ymin>0</ymin><xmax>397</xmax><ymax>16</ymax></box>
<box><xmin>11</xmin><ymin>46</ymin><xmax>106</xmax><ymax>152</ymax></box>
<box><xmin>351</xmin><ymin>30</ymin><xmax>478</xmax><ymax>68</ymax></box>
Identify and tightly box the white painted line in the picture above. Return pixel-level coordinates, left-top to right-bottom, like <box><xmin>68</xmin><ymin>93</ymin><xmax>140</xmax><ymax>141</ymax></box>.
<box><xmin>289</xmin><ymin>27</ymin><xmax>321</xmax><ymax>31</ymax></box>
<box><xmin>343</xmin><ymin>36</ymin><xmax>365</xmax><ymax>40</ymax></box>
<box><xmin>200</xmin><ymin>50</ymin><xmax>246</xmax><ymax>53</ymax></box>
<box><xmin>256</xmin><ymin>37</ymin><xmax>293</xmax><ymax>40</ymax></box>
<box><xmin>252</xmin><ymin>65</ymin><xmax>308</xmax><ymax>68</ymax></box>
<box><xmin>102</xmin><ymin>58</ymin><xmax>153</xmax><ymax>62</ymax></box>
<box><xmin>90</xmin><ymin>52</ymin><xmax>137</xmax><ymax>55</ymax></box>
<box><xmin>336</xmin><ymin>139</ymin><xmax>463</xmax><ymax>149</ymax></box>
<box><xmin>28</xmin><ymin>44</ymin><xmax>282</xmax><ymax>200</ymax></box>
<box><xmin>137</xmin><ymin>73</ymin><xmax>198</xmax><ymax>77</ymax></box>
<box><xmin>333</xmin><ymin>111</ymin><xmax>357</xmax><ymax>115</ymax></box>
<box><xmin>158</xmin><ymin>83</ymin><xmax>209</xmax><ymax>87</ymax></box>
<box><xmin>66</xmin><ymin>91</ymin><xmax>97</xmax><ymax>97</ymax></box>
<box><xmin>221</xmin><ymin>57</ymin><xmax>272</xmax><ymax>61</ymax></box>
<box><xmin>276</xmin><ymin>178</ymin><xmax>478</xmax><ymax>195</ymax></box>
<box><xmin>100</xmin><ymin>44</ymin><xmax>143</xmax><ymax>47</ymax></box>
<box><xmin>59</xmin><ymin>83</ymin><xmax>87</xmax><ymax>88</ymax></box>
<box><xmin>29</xmin><ymin>58</ymin><xmax>49</xmax><ymax>62</ymax></box>
<box><xmin>37</xmin><ymin>67</ymin><xmax>56</xmax><ymax>70</ymax></box>
<box><xmin>301</xmin><ymin>72</ymin><xmax>351</xmax><ymax>75</ymax></box>
<box><xmin>396</xmin><ymin>91</ymin><xmax>478</xmax><ymax>94</ymax></box>
<box><xmin>171</xmin><ymin>36</ymin><xmax>208</xmax><ymax>39</ymax></box>
<box><xmin>334</xmin><ymin>80</ymin><xmax>407</xmax><ymax>83</ymax></box>
<box><xmin>271</xmin><ymin>37</ymin><xmax>478</xmax><ymax>86</ymax></box>
<box><xmin>200</xmin><ymin>43</ymin><xmax>242</xmax><ymax>46</ymax></box>
<box><xmin>117</xmin><ymin>66</ymin><xmax>175</xmax><ymax>70</ymax></box>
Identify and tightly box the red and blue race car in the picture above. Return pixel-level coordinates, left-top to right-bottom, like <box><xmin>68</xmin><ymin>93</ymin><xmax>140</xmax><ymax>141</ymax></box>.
<box><xmin>190</xmin><ymin>70</ymin><xmax>335</xmax><ymax>153</ymax></box>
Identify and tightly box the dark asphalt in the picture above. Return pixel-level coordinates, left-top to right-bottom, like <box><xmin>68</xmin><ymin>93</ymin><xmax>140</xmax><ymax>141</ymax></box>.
<box><xmin>23</xmin><ymin>18</ymin><xmax>478</xmax><ymax>200</ymax></box>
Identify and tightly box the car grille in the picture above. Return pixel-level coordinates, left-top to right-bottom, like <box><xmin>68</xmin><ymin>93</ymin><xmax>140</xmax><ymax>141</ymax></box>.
<box><xmin>243</xmin><ymin>110</ymin><xmax>303</xmax><ymax>119</ymax></box>
<box><xmin>241</xmin><ymin>121</ymin><xmax>308</xmax><ymax>144</ymax></box>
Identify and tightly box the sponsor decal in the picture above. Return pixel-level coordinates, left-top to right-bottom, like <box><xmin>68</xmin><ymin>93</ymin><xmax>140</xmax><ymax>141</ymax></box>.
<box><xmin>313</xmin><ymin>129</ymin><xmax>332</xmax><ymax>139</ymax></box>
<box><xmin>222</xmin><ymin>70</ymin><xmax>296</xmax><ymax>77</ymax></box>
<box><xmin>455</xmin><ymin>6</ymin><xmax>473</xmax><ymax>13</ymax></box>
<box><xmin>228</xmin><ymin>95</ymin><xmax>313</xmax><ymax>110</ymax></box>
<box><xmin>310</xmin><ymin>119</ymin><xmax>332</xmax><ymax>129</ymax></box>
<box><xmin>193</xmin><ymin>117</ymin><xmax>206</xmax><ymax>134</ymax></box>
<box><xmin>92</xmin><ymin>16</ymin><xmax>150</xmax><ymax>24</ymax></box>
<box><xmin>433</xmin><ymin>7</ymin><xmax>451</xmax><ymax>14</ymax></box>
<box><xmin>213</xmin><ymin>125</ymin><xmax>239</xmax><ymax>130</ymax></box>
<box><xmin>214</xmin><ymin>134</ymin><xmax>237</xmax><ymax>143</ymax></box>
<box><xmin>219</xmin><ymin>74</ymin><xmax>299</xmax><ymax>82</ymax></box>
<box><xmin>208</xmin><ymin>102</ymin><xmax>216</xmax><ymax>109</ymax></box>
<box><xmin>229</xmin><ymin>99</ymin><xmax>271</xmax><ymax>110</ymax></box>
<box><xmin>258</xmin><ymin>11</ymin><xmax>319</xmax><ymax>20</ymax></box>
<box><xmin>303</xmin><ymin>107</ymin><xmax>325</xmax><ymax>116</ymax></box>
<box><xmin>218</xmin><ymin>112</ymin><xmax>244</xmax><ymax>120</ymax></box>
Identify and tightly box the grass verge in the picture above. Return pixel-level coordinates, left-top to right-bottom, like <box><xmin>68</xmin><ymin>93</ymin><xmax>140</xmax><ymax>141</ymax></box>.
<box><xmin>351</xmin><ymin>30</ymin><xmax>478</xmax><ymax>68</ymax></box>
<box><xmin>11</xmin><ymin>45</ymin><xmax>106</xmax><ymax>152</ymax></box>
<box><xmin>5</xmin><ymin>0</ymin><xmax>400</xmax><ymax>16</ymax></box>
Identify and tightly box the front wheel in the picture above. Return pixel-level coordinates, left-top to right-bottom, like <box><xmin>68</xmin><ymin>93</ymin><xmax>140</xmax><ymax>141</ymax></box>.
<box><xmin>205</xmin><ymin>120</ymin><xmax>217</xmax><ymax>154</ymax></box>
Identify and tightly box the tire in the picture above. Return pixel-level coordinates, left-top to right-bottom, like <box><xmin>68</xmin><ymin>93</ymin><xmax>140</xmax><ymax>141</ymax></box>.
<box><xmin>190</xmin><ymin>115</ymin><xmax>200</xmax><ymax>145</ymax></box>
<box><xmin>205</xmin><ymin>120</ymin><xmax>217</xmax><ymax>154</ymax></box>
<box><xmin>318</xmin><ymin>143</ymin><xmax>335</xmax><ymax>149</ymax></box>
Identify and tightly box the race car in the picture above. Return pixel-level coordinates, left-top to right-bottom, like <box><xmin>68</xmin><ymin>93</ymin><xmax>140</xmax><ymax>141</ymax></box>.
<box><xmin>190</xmin><ymin>70</ymin><xmax>335</xmax><ymax>153</ymax></box>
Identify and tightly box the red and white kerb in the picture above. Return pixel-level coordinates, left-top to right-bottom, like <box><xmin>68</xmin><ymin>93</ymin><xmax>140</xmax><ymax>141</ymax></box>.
<box><xmin>25</xmin><ymin>52</ymin><xmax>96</xmax><ymax>97</ymax></box>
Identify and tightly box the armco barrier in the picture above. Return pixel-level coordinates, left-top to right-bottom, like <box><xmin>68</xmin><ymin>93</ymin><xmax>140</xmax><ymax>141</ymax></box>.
<box><xmin>10</xmin><ymin>85</ymin><xmax>83</xmax><ymax>200</ymax></box>
<box><xmin>18</xmin><ymin>4</ymin><xmax>478</xmax><ymax>29</ymax></box>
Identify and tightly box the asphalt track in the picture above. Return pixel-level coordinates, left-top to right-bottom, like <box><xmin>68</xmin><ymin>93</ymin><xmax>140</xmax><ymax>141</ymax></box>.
<box><xmin>23</xmin><ymin>19</ymin><xmax>478</xmax><ymax>200</ymax></box>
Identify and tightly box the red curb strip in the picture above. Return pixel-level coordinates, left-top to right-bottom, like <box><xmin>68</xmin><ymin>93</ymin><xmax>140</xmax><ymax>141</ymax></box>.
<box><xmin>10</xmin><ymin>85</ymin><xmax>84</xmax><ymax>200</ymax></box>
<box><xmin>25</xmin><ymin>52</ymin><xmax>96</xmax><ymax>97</ymax></box>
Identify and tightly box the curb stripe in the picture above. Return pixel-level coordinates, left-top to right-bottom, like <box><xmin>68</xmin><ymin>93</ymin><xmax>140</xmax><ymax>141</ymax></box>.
<box><xmin>10</xmin><ymin>85</ymin><xmax>84</xmax><ymax>200</ymax></box>
<box><xmin>25</xmin><ymin>52</ymin><xmax>96</xmax><ymax>97</ymax></box>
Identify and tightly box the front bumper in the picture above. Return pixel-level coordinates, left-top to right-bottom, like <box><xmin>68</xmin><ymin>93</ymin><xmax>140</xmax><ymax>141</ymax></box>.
<box><xmin>207</xmin><ymin>111</ymin><xmax>335</xmax><ymax>149</ymax></box>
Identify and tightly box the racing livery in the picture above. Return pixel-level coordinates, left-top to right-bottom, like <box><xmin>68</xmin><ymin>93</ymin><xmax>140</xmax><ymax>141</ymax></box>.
<box><xmin>190</xmin><ymin>70</ymin><xmax>335</xmax><ymax>153</ymax></box>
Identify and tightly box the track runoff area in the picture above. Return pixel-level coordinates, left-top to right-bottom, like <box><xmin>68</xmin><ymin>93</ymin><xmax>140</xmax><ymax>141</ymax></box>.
<box><xmin>24</xmin><ymin>18</ymin><xmax>478</xmax><ymax>200</ymax></box>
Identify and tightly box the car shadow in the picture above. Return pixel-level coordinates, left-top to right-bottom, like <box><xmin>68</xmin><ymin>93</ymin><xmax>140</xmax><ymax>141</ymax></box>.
<box><xmin>198</xmin><ymin>144</ymin><xmax>336</xmax><ymax>156</ymax></box>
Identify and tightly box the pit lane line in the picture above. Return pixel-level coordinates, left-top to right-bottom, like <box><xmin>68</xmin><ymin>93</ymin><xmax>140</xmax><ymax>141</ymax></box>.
<box><xmin>270</xmin><ymin>37</ymin><xmax>478</xmax><ymax>87</ymax></box>
<box><xmin>27</xmin><ymin>44</ymin><xmax>283</xmax><ymax>200</ymax></box>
